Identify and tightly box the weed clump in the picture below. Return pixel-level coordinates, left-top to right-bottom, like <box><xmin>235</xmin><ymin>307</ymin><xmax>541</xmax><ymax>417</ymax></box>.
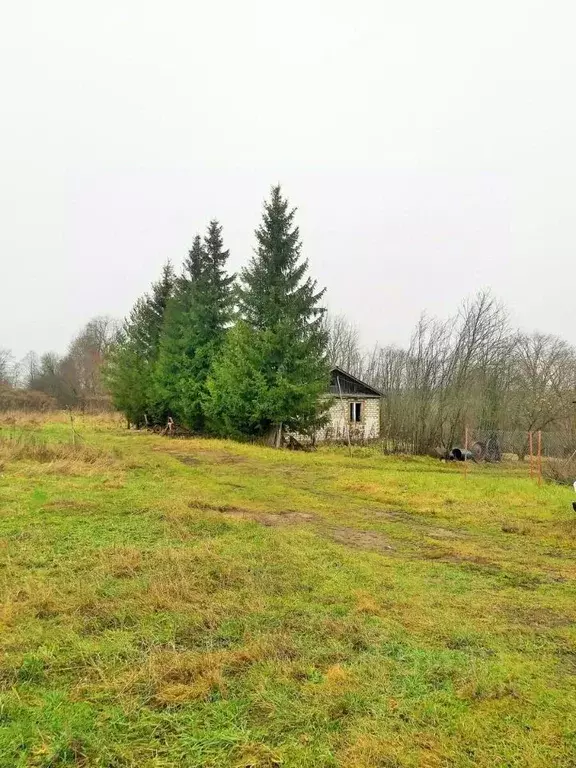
<box><xmin>502</xmin><ymin>522</ymin><xmax>530</xmax><ymax>535</ymax></box>
<box><xmin>542</xmin><ymin>457</ymin><xmax>576</xmax><ymax>485</ymax></box>
<box><xmin>0</xmin><ymin>429</ymin><xmax>116</xmax><ymax>473</ymax></box>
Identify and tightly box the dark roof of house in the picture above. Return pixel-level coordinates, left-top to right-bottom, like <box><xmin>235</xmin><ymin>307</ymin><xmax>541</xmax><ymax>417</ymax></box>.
<box><xmin>328</xmin><ymin>366</ymin><xmax>383</xmax><ymax>397</ymax></box>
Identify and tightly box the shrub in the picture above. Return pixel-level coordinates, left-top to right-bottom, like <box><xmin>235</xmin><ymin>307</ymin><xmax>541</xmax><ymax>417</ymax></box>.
<box><xmin>542</xmin><ymin>457</ymin><xmax>576</xmax><ymax>486</ymax></box>
<box><xmin>0</xmin><ymin>386</ymin><xmax>56</xmax><ymax>413</ymax></box>
<box><xmin>0</xmin><ymin>430</ymin><xmax>113</xmax><ymax>467</ymax></box>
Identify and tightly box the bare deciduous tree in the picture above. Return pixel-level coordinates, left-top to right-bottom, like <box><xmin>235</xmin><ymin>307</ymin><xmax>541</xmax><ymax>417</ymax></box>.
<box><xmin>506</xmin><ymin>332</ymin><xmax>576</xmax><ymax>457</ymax></box>
<box><xmin>0</xmin><ymin>348</ymin><xmax>18</xmax><ymax>387</ymax></box>
<box><xmin>324</xmin><ymin>290</ymin><xmax>576</xmax><ymax>457</ymax></box>
<box><xmin>324</xmin><ymin>314</ymin><xmax>364</xmax><ymax>376</ymax></box>
<box><xmin>18</xmin><ymin>351</ymin><xmax>41</xmax><ymax>389</ymax></box>
<box><xmin>26</xmin><ymin>317</ymin><xmax>120</xmax><ymax>409</ymax></box>
<box><xmin>63</xmin><ymin>316</ymin><xmax>119</xmax><ymax>399</ymax></box>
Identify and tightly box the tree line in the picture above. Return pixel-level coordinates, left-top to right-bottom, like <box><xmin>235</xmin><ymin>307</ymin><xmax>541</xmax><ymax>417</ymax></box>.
<box><xmin>2</xmin><ymin>187</ymin><xmax>329</xmax><ymax>439</ymax></box>
<box><xmin>3</xmin><ymin>185</ymin><xmax>575</xmax><ymax>456</ymax></box>
<box><xmin>327</xmin><ymin>292</ymin><xmax>576</xmax><ymax>457</ymax></box>
<box><xmin>0</xmin><ymin>317</ymin><xmax>118</xmax><ymax>412</ymax></box>
<box><xmin>104</xmin><ymin>186</ymin><xmax>329</xmax><ymax>442</ymax></box>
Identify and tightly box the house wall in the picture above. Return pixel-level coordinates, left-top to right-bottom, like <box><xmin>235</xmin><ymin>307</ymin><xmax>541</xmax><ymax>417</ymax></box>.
<box><xmin>316</xmin><ymin>396</ymin><xmax>381</xmax><ymax>442</ymax></box>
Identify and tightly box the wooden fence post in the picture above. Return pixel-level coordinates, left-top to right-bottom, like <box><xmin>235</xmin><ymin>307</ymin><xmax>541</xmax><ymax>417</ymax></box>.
<box><xmin>537</xmin><ymin>430</ymin><xmax>542</xmax><ymax>486</ymax></box>
<box><xmin>337</xmin><ymin>376</ymin><xmax>352</xmax><ymax>458</ymax></box>
<box><xmin>66</xmin><ymin>406</ymin><xmax>76</xmax><ymax>449</ymax></box>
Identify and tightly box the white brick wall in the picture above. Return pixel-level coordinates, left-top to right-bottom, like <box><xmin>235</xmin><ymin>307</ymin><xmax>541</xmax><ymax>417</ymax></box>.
<box><xmin>316</xmin><ymin>396</ymin><xmax>381</xmax><ymax>442</ymax></box>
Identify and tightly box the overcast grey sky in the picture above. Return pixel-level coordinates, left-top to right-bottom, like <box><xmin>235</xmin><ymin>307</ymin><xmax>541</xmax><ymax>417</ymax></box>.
<box><xmin>1</xmin><ymin>1</ymin><xmax>574</xmax><ymax>359</ymax></box>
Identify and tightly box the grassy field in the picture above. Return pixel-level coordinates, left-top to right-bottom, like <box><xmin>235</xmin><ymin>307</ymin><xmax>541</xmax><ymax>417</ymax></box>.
<box><xmin>0</xmin><ymin>413</ymin><xmax>575</xmax><ymax>767</ymax></box>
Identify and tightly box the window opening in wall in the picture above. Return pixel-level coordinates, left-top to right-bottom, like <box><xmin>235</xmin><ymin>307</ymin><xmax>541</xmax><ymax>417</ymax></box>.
<box><xmin>349</xmin><ymin>402</ymin><xmax>362</xmax><ymax>422</ymax></box>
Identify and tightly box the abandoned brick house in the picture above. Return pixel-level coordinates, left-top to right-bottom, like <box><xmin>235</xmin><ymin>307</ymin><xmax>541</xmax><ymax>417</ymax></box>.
<box><xmin>316</xmin><ymin>366</ymin><xmax>382</xmax><ymax>442</ymax></box>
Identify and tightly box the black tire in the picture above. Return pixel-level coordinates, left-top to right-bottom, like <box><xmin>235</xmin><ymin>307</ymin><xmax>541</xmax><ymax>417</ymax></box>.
<box><xmin>471</xmin><ymin>441</ymin><xmax>486</xmax><ymax>461</ymax></box>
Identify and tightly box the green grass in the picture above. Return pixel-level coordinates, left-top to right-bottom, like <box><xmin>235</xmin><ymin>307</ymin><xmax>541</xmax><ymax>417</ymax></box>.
<box><xmin>0</xmin><ymin>413</ymin><xmax>575</xmax><ymax>767</ymax></box>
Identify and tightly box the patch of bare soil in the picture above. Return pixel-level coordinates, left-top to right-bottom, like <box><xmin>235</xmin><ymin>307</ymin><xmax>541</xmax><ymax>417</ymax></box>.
<box><xmin>173</xmin><ymin>454</ymin><xmax>200</xmax><ymax>466</ymax></box>
<box><xmin>418</xmin><ymin>546</ymin><xmax>502</xmax><ymax>571</ymax></box>
<box><xmin>197</xmin><ymin>451</ymin><xmax>246</xmax><ymax>465</ymax></box>
<box><xmin>188</xmin><ymin>500</ymin><xmax>317</xmax><ymax>526</ymax></box>
<box><xmin>189</xmin><ymin>500</ymin><xmax>249</xmax><ymax>514</ymax></box>
<box><xmin>372</xmin><ymin>510</ymin><xmax>466</xmax><ymax>540</ymax></box>
<box><xmin>158</xmin><ymin>448</ymin><xmax>246</xmax><ymax>466</ymax></box>
<box><xmin>372</xmin><ymin>509</ymin><xmax>414</xmax><ymax>522</ymax></box>
<box><xmin>326</xmin><ymin>527</ymin><xmax>394</xmax><ymax>553</ymax></box>
<box><xmin>240</xmin><ymin>511</ymin><xmax>317</xmax><ymax>527</ymax></box>
<box><xmin>506</xmin><ymin>606</ymin><xmax>574</xmax><ymax>629</ymax></box>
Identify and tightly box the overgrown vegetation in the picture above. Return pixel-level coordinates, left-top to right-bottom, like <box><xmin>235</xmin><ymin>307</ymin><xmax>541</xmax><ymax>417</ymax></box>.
<box><xmin>0</xmin><ymin>428</ymin><xmax>112</xmax><ymax>467</ymax></box>
<box><xmin>1</xmin><ymin>318</ymin><xmax>118</xmax><ymax>412</ymax></box>
<box><xmin>328</xmin><ymin>292</ymin><xmax>576</xmax><ymax>458</ymax></box>
<box><xmin>0</xmin><ymin>386</ymin><xmax>55</xmax><ymax>413</ymax></box>
<box><xmin>327</xmin><ymin>296</ymin><xmax>576</xmax><ymax>456</ymax></box>
<box><xmin>543</xmin><ymin>455</ymin><xmax>576</xmax><ymax>485</ymax></box>
<box><xmin>0</xmin><ymin>413</ymin><xmax>575</xmax><ymax>767</ymax></box>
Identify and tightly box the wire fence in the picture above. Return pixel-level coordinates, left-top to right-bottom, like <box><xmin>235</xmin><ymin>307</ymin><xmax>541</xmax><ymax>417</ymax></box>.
<box><xmin>381</xmin><ymin>425</ymin><xmax>576</xmax><ymax>485</ymax></box>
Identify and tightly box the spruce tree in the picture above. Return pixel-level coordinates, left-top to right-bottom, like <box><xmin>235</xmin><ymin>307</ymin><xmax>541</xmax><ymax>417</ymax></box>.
<box><xmin>154</xmin><ymin>223</ymin><xmax>234</xmax><ymax>430</ymax></box>
<box><xmin>148</xmin><ymin>262</ymin><xmax>176</xmax><ymax>353</ymax></box>
<box><xmin>206</xmin><ymin>321</ymin><xmax>269</xmax><ymax>437</ymax></box>
<box><xmin>207</xmin><ymin>186</ymin><xmax>329</xmax><ymax>441</ymax></box>
<box><xmin>153</xmin><ymin>235</ymin><xmax>204</xmax><ymax>425</ymax></box>
<box><xmin>105</xmin><ymin>261</ymin><xmax>175</xmax><ymax>426</ymax></box>
<box><xmin>105</xmin><ymin>300</ymin><xmax>151</xmax><ymax>427</ymax></box>
<box><xmin>203</xmin><ymin>220</ymin><xmax>236</xmax><ymax>339</ymax></box>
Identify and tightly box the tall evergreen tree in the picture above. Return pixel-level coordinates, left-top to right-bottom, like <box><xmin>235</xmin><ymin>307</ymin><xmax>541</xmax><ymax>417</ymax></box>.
<box><xmin>153</xmin><ymin>235</ymin><xmax>204</xmax><ymax>425</ymax></box>
<box><xmin>154</xmin><ymin>223</ymin><xmax>234</xmax><ymax>430</ymax></box>
<box><xmin>105</xmin><ymin>261</ymin><xmax>175</xmax><ymax>426</ymax></box>
<box><xmin>203</xmin><ymin>220</ymin><xmax>236</xmax><ymax>339</ymax></box>
<box><xmin>206</xmin><ymin>186</ymin><xmax>329</xmax><ymax>441</ymax></box>
<box><xmin>147</xmin><ymin>262</ymin><xmax>177</xmax><ymax>353</ymax></box>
